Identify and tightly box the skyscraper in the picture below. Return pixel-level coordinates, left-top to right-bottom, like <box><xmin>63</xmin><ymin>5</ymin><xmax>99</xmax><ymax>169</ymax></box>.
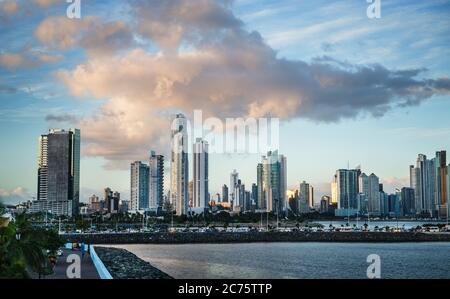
<box><xmin>222</xmin><ymin>184</ymin><xmax>229</xmax><ymax>203</ymax></box>
<box><xmin>230</xmin><ymin>169</ymin><xmax>239</xmax><ymax>207</ymax></box>
<box><xmin>256</xmin><ymin>163</ymin><xmax>264</xmax><ymax>209</ymax></box>
<box><xmin>401</xmin><ymin>187</ymin><xmax>415</xmax><ymax>216</ymax></box>
<box><xmin>359</xmin><ymin>173</ymin><xmax>380</xmax><ymax>214</ymax></box>
<box><xmin>251</xmin><ymin>183</ymin><xmax>258</xmax><ymax>208</ymax></box>
<box><xmin>193</xmin><ymin>138</ymin><xmax>209</xmax><ymax>209</ymax></box>
<box><xmin>434</xmin><ymin>151</ymin><xmax>447</xmax><ymax>217</ymax></box>
<box><xmin>261</xmin><ymin>150</ymin><xmax>286</xmax><ymax>215</ymax></box>
<box><xmin>298</xmin><ymin>181</ymin><xmax>312</xmax><ymax>214</ymax></box>
<box><xmin>170</xmin><ymin>113</ymin><xmax>189</xmax><ymax>216</ymax></box>
<box><xmin>334</xmin><ymin>169</ymin><xmax>359</xmax><ymax>210</ymax></box>
<box><xmin>130</xmin><ymin>161</ymin><xmax>149</xmax><ymax>211</ymax></box>
<box><xmin>411</xmin><ymin>154</ymin><xmax>435</xmax><ymax>216</ymax></box>
<box><xmin>34</xmin><ymin>128</ymin><xmax>80</xmax><ymax>216</ymax></box>
<box><xmin>149</xmin><ymin>150</ymin><xmax>164</xmax><ymax>209</ymax></box>
<box><xmin>104</xmin><ymin>188</ymin><xmax>120</xmax><ymax>213</ymax></box>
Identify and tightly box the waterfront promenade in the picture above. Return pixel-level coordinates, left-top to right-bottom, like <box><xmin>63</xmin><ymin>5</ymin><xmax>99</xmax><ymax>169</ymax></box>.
<box><xmin>38</xmin><ymin>249</ymin><xmax>100</xmax><ymax>279</ymax></box>
<box><xmin>62</xmin><ymin>231</ymin><xmax>450</xmax><ymax>245</ymax></box>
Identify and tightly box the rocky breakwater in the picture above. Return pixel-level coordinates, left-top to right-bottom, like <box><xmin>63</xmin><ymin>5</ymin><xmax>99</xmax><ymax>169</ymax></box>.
<box><xmin>64</xmin><ymin>231</ymin><xmax>450</xmax><ymax>244</ymax></box>
<box><xmin>94</xmin><ymin>247</ymin><xmax>173</xmax><ymax>279</ymax></box>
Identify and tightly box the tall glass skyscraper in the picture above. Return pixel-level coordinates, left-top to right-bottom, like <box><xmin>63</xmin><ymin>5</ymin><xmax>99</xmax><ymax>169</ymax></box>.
<box><xmin>193</xmin><ymin>138</ymin><xmax>209</xmax><ymax>209</ymax></box>
<box><xmin>170</xmin><ymin>113</ymin><xmax>189</xmax><ymax>216</ymax></box>
<box><xmin>334</xmin><ymin>169</ymin><xmax>359</xmax><ymax>210</ymax></box>
<box><xmin>261</xmin><ymin>150</ymin><xmax>287</xmax><ymax>215</ymax></box>
<box><xmin>410</xmin><ymin>154</ymin><xmax>435</xmax><ymax>216</ymax></box>
<box><xmin>35</xmin><ymin>128</ymin><xmax>80</xmax><ymax>216</ymax></box>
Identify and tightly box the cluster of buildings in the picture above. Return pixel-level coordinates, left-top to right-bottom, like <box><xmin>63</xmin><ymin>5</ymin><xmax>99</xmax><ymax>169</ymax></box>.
<box><xmin>23</xmin><ymin>122</ymin><xmax>449</xmax><ymax>220</ymax></box>
<box><xmin>330</xmin><ymin>151</ymin><xmax>449</xmax><ymax>219</ymax></box>
<box><xmin>130</xmin><ymin>114</ymin><xmax>288</xmax><ymax>216</ymax></box>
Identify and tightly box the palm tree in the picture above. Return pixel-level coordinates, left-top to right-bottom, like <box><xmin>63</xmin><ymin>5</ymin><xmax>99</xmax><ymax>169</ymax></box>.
<box><xmin>0</xmin><ymin>207</ymin><xmax>63</xmax><ymax>278</ymax></box>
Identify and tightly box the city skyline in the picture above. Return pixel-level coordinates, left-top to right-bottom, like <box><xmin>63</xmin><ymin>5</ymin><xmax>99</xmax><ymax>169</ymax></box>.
<box><xmin>1</xmin><ymin>0</ymin><xmax>450</xmax><ymax>204</ymax></box>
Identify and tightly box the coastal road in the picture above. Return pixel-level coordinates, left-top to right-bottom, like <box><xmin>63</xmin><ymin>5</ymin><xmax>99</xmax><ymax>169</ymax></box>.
<box><xmin>37</xmin><ymin>248</ymin><xmax>100</xmax><ymax>279</ymax></box>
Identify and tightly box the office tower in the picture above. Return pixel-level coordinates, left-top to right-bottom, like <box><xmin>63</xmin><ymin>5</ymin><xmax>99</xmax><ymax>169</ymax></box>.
<box><xmin>230</xmin><ymin>169</ymin><xmax>239</xmax><ymax>206</ymax></box>
<box><xmin>244</xmin><ymin>191</ymin><xmax>252</xmax><ymax>211</ymax></box>
<box><xmin>333</xmin><ymin>169</ymin><xmax>359</xmax><ymax>210</ymax></box>
<box><xmin>434</xmin><ymin>151</ymin><xmax>447</xmax><ymax>216</ymax></box>
<box><xmin>411</xmin><ymin>154</ymin><xmax>435</xmax><ymax>215</ymax></box>
<box><xmin>401</xmin><ymin>187</ymin><xmax>415</xmax><ymax>216</ymax></box>
<box><xmin>234</xmin><ymin>179</ymin><xmax>244</xmax><ymax>209</ymax></box>
<box><xmin>251</xmin><ymin>183</ymin><xmax>258</xmax><ymax>208</ymax></box>
<box><xmin>222</xmin><ymin>184</ymin><xmax>229</xmax><ymax>203</ymax></box>
<box><xmin>104</xmin><ymin>188</ymin><xmax>120</xmax><ymax>213</ymax></box>
<box><xmin>257</xmin><ymin>163</ymin><xmax>264</xmax><ymax>209</ymax></box>
<box><xmin>149</xmin><ymin>150</ymin><xmax>164</xmax><ymax>209</ymax></box>
<box><xmin>193</xmin><ymin>138</ymin><xmax>209</xmax><ymax>209</ymax></box>
<box><xmin>261</xmin><ymin>150</ymin><xmax>286</xmax><ymax>215</ymax></box>
<box><xmin>298</xmin><ymin>181</ymin><xmax>311</xmax><ymax>214</ymax></box>
<box><xmin>130</xmin><ymin>161</ymin><xmax>149</xmax><ymax>211</ymax></box>
<box><xmin>170</xmin><ymin>113</ymin><xmax>189</xmax><ymax>216</ymax></box>
<box><xmin>447</xmin><ymin>165</ymin><xmax>450</xmax><ymax>209</ymax></box>
<box><xmin>279</xmin><ymin>154</ymin><xmax>288</xmax><ymax>212</ymax></box>
<box><xmin>320</xmin><ymin>195</ymin><xmax>331</xmax><ymax>213</ymax></box>
<box><xmin>359</xmin><ymin>173</ymin><xmax>380</xmax><ymax>214</ymax></box>
<box><xmin>34</xmin><ymin>128</ymin><xmax>80</xmax><ymax>217</ymax></box>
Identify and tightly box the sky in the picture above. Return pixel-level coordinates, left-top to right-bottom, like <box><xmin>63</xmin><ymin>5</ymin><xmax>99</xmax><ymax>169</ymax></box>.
<box><xmin>0</xmin><ymin>0</ymin><xmax>450</xmax><ymax>204</ymax></box>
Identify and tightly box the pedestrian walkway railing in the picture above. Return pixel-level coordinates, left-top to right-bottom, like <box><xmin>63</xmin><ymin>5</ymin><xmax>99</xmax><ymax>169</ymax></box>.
<box><xmin>89</xmin><ymin>245</ymin><xmax>113</xmax><ymax>279</ymax></box>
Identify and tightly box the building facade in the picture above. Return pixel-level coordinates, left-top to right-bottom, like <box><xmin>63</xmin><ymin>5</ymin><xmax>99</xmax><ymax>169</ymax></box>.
<box><xmin>130</xmin><ymin>161</ymin><xmax>149</xmax><ymax>211</ymax></box>
<box><xmin>149</xmin><ymin>150</ymin><xmax>164</xmax><ymax>209</ymax></box>
<box><xmin>170</xmin><ymin>113</ymin><xmax>189</xmax><ymax>216</ymax></box>
<box><xmin>193</xmin><ymin>138</ymin><xmax>209</xmax><ymax>209</ymax></box>
<box><xmin>34</xmin><ymin>128</ymin><xmax>80</xmax><ymax>217</ymax></box>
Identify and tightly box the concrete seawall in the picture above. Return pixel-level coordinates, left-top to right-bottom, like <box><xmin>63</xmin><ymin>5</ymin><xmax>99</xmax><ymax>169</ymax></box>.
<box><xmin>62</xmin><ymin>231</ymin><xmax>450</xmax><ymax>244</ymax></box>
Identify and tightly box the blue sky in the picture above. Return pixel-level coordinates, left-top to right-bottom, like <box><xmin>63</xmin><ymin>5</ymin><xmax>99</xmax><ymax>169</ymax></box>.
<box><xmin>1</xmin><ymin>0</ymin><xmax>449</xmax><ymax>204</ymax></box>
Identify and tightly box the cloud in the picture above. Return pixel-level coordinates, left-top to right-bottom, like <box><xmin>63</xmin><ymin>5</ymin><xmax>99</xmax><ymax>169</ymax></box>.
<box><xmin>0</xmin><ymin>50</ymin><xmax>62</xmax><ymax>70</ymax></box>
<box><xmin>34</xmin><ymin>16</ymin><xmax>135</xmax><ymax>55</ymax></box>
<box><xmin>48</xmin><ymin>0</ymin><xmax>450</xmax><ymax>166</ymax></box>
<box><xmin>45</xmin><ymin>113</ymin><xmax>79</xmax><ymax>123</ymax></box>
<box><xmin>1</xmin><ymin>1</ymin><xmax>18</xmax><ymax>15</ymax></box>
<box><xmin>131</xmin><ymin>0</ymin><xmax>242</xmax><ymax>51</ymax></box>
<box><xmin>32</xmin><ymin>0</ymin><xmax>60</xmax><ymax>8</ymax></box>
<box><xmin>0</xmin><ymin>187</ymin><xmax>31</xmax><ymax>205</ymax></box>
<box><xmin>0</xmin><ymin>53</ymin><xmax>24</xmax><ymax>69</ymax></box>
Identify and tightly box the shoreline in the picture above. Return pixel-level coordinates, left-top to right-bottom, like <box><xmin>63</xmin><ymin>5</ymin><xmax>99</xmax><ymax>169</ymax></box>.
<box><xmin>63</xmin><ymin>231</ymin><xmax>450</xmax><ymax>244</ymax></box>
<box><xmin>94</xmin><ymin>246</ymin><xmax>173</xmax><ymax>279</ymax></box>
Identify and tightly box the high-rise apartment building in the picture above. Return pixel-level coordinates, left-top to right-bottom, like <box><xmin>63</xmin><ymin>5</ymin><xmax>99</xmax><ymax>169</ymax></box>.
<box><xmin>410</xmin><ymin>154</ymin><xmax>435</xmax><ymax>216</ymax></box>
<box><xmin>434</xmin><ymin>151</ymin><xmax>447</xmax><ymax>217</ymax></box>
<box><xmin>149</xmin><ymin>150</ymin><xmax>164</xmax><ymax>209</ymax></box>
<box><xmin>193</xmin><ymin>138</ymin><xmax>209</xmax><ymax>209</ymax></box>
<box><xmin>334</xmin><ymin>169</ymin><xmax>359</xmax><ymax>210</ymax></box>
<box><xmin>222</xmin><ymin>184</ymin><xmax>229</xmax><ymax>203</ymax></box>
<box><xmin>359</xmin><ymin>173</ymin><xmax>380</xmax><ymax>214</ymax></box>
<box><xmin>33</xmin><ymin>128</ymin><xmax>80</xmax><ymax>217</ymax></box>
<box><xmin>170</xmin><ymin>114</ymin><xmax>189</xmax><ymax>216</ymax></box>
<box><xmin>261</xmin><ymin>150</ymin><xmax>287</xmax><ymax>215</ymax></box>
<box><xmin>130</xmin><ymin>161</ymin><xmax>149</xmax><ymax>211</ymax></box>
<box><xmin>230</xmin><ymin>169</ymin><xmax>239</xmax><ymax>207</ymax></box>
<box><xmin>257</xmin><ymin>163</ymin><xmax>264</xmax><ymax>209</ymax></box>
